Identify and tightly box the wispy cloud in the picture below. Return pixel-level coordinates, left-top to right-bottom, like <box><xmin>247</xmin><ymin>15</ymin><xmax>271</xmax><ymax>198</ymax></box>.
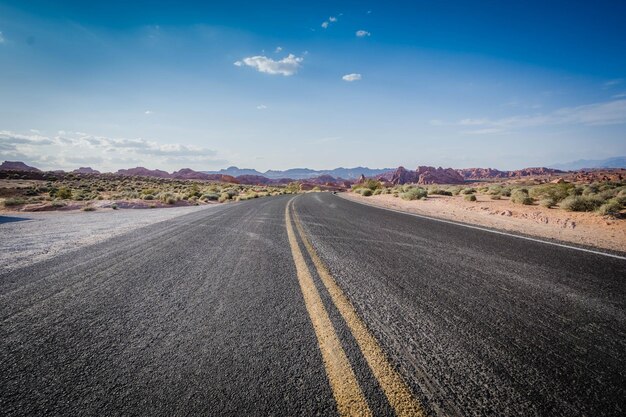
<box><xmin>342</xmin><ymin>73</ymin><xmax>362</xmax><ymax>82</ymax></box>
<box><xmin>256</xmin><ymin>104</ymin><xmax>267</xmax><ymax>110</ymax></box>
<box><xmin>144</xmin><ymin>110</ymin><xmax>153</xmax><ymax>115</ymax></box>
<box><xmin>356</xmin><ymin>30</ymin><xmax>371</xmax><ymax>37</ymax></box>
<box><xmin>0</xmin><ymin>130</ymin><xmax>224</xmax><ymax>171</ymax></box>
<box><xmin>0</xmin><ymin>32</ymin><xmax>5</xmax><ymax>44</ymax></box>
<box><xmin>612</xmin><ymin>92</ymin><xmax>626</xmax><ymax>99</ymax></box>
<box><xmin>458</xmin><ymin>99</ymin><xmax>626</xmax><ymax>134</ymax></box>
<box><xmin>603</xmin><ymin>79</ymin><xmax>623</xmax><ymax>89</ymax></box>
<box><xmin>274</xmin><ymin>46</ymin><xmax>282</xmax><ymax>53</ymax></box>
<box><xmin>234</xmin><ymin>54</ymin><xmax>303</xmax><ymax>76</ymax></box>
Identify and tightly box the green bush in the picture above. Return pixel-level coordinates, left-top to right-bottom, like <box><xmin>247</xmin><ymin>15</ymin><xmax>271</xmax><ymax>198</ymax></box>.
<box><xmin>490</xmin><ymin>194</ymin><xmax>501</xmax><ymax>200</ymax></box>
<box><xmin>361</xmin><ymin>189</ymin><xmax>373</xmax><ymax>197</ymax></box>
<box><xmin>401</xmin><ymin>188</ymin><xmax>428</xmax><ymax>200</ymax></box>
<box><xmin>218</xmin><ymin>192</ymin><xmax>230</xmax><ymax>203</ymax></box>
<box><xmin>430</xmin><ymin>189</ymin><xmax>453</xmax><ymax>196</ymax></box>
<box><xmin>3</xmin><ymin>197</ymin><xmax>26</xmax><ymax>206</ymax></box>
<box><xmin>596</xmin><ymin>199</ymin><xmax>622</xmax><ymax>216</ymax></box>
<box><xmin>510</xmin><ymin>189</ymin><xmax>534</xmax><ymax>205</ymax></box>
<box><xmin>464</xmin><ymin>194</ymin><xmax>477</xmax><ymax>202</ymax></box>
<box><xmin>461</xmin><ymin>188</ymin><xmax>476</xmax><ymax>195</ymax></box>
<box><xmin>529</xmin><ymin>183</ymin><xmax>574</xmax><ymax>203</ymax></box>
<box><xmin>540</xmin><ymin>198</ymin><xmax>556</xmax><ymax>208</ymax></box>
<box><xmin>560</xmin><ymin>195</ymin><xmax>604</xmax><ymax>212</ymax></box>
<box><xmin>203</xmin><ymin>193</ymin><xmax>219</xmax><ymax>201</ymax></box>
<box><xmin>81</xmin><ymin>205</ymin><xmax>96</xmax><ymax>211</ymax></box>
<box><xmin>56</xmin><ymin>187</ymin><xmax>72</xmax><ymax>199</ymax></box>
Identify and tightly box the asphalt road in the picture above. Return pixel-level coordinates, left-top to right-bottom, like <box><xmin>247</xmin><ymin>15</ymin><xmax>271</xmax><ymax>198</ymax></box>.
<box><xmin>1</xmin><ymin>193</ymin><xmax>624</xmax><ymax>416</ymax></box>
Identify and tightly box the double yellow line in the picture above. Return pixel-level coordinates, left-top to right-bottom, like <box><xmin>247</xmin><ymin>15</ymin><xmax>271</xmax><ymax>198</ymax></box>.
<box><xmin>285</xmin><ymin>198</ymin><xmax>425</xmax><ymax>417</ymax></box>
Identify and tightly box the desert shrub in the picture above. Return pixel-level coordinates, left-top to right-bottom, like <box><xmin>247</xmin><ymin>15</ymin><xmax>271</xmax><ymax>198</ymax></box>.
<box><xmin>203</xmin><ymin>193</ymin><xmax>219</xmax><ymax>201</ymax></box>
<box><xmin>461</xmin><ymin>188</ymin><xmax>476</xmax><ymax>195</ymax></box>
<box><xmin>540</xmin><ymin>198</ymin><xmax>556</xmax><ymax>208</ymax></box>
<box><xmin>510</xmin><ymin>189</ymin><xmax>534</xmax><ymax>205</ymax></box>
<box><xmin>56</xmin><ymin>187</ymin><xmax>72</xmax><ymax>199</ymax></box>
<box><xmin>488</xmin><ymin>185</ymin><xmax>503</xmax><ymax>195</ymax></box>
<box><xmin>218</xmin><ymin>192</ymin><xmax>230</xmax><ymax>203</ymax></box>
<box><xmin>3</xmin><ymin>198</ymin><xmax>26</xmax><ymax>206</ymax></box>
<box><xmin>560</xmin><ymin>195</ymin><xmax>604</xmax><ymax>212</ymax></box>
<box><xmin>81</xmin><ymin>205</ymin><xmax>96</xmax><ymax>211</ymax></box>
<box><xmin>464</xmin><ymin>194</ymin><xmax>477</xmax><ymax>202</ymax></box>
<box><xmin>111</xmin><ymin>204</ymin><xmax>119</xmax><ymax>210</ymax></box>
<box><xmin>490</xmin><ymin>194</ymin><xmax>501</xmax><ymax>200</ymax></box>
<box><xmin>448</xmin><ymin>186</ymin><xmax>462</xmax><ymax>195</ymax></box>
<box><xmin>430</xmin><ymin>188</ymin><xmax>453</xmax><ymax>196</ymax></box>
<box><xmin>529</xmin><ymin>183</ymin><xmax>574</xmax><ymax>203</ymax></box>
<box><xmin>401</xmin><ymin>187</ymin><xmax>427</xmax><ymax>200</ymax></box>
<box><xmin>361</xmin><ymin>189</ymin><xmax>373</xmax><ymax>197</ymax></box>
<box><xmin>51</xmin><ymin>201</ymin><xmax>66</xmax><ymax>207</ymax></box>
<box><xmin>361</xmin><ymin>179</ymin><xmax>382</xmax><ymax>191</ymax></box>
<box><xmin>597</xmin><ymin>199</ymin><xmax>622</xmax><ymax>216</ymax></box>
<box><xmin>373</xmin><ymin>188</ymin><xmax>383</xmax><ymax>195</ymax></box>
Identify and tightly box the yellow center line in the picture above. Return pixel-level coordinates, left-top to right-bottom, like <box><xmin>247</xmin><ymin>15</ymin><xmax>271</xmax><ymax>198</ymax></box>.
<box><xmin>291</xmin><ymin>200</ymin><xmax>427</xmax><ymax>417</ymax></box>
<box><xmin>285</xmin><ymin>199</ymin><xmax>372</xmax><ymax>417</ymax></box>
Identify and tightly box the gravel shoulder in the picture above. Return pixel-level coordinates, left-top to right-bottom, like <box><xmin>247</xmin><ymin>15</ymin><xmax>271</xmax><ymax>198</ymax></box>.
<box><xmin>342</xmin><ymin>192</ymin><xmax>626</xmax><ymax>253</ymax></box>
<box><xmin>0</xmin><ymin>205</ymin><xmax>222</xmax><ymax>273</ymax></box>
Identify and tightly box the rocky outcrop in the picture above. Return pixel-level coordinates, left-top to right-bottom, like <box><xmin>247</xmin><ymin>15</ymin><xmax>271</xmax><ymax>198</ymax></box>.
<box><xmin>72</xmin><ymin>167</ymin><xmax>100</xmax><ymax>174</ymax></box>
<box><xmin>116</xmin><ymin>167</ymin><xmax>171</xmax><ymax>178</ymax></box>
<box><xmin>390</xmin><ymin>166</ymin><xmax>464</xmax><ymax>185</ymax></box>
<box><xmin>390</xmin><ymin>167</ymin><xmax>420</xmax><ymax>184</ymax></box>
<box><xmin>458</xmin><ymin>167</ymin><xmax>564</xmax><ymax>179</ymax></box>
<box><xmin>236</xmin><ymin>175</ymin><xmax>272</xmax><ymax>185</ymax></box>
<box><xmin>0</xmin><ymin>161</ymin><xmax>41</xmax><ymax>172</ymax></box>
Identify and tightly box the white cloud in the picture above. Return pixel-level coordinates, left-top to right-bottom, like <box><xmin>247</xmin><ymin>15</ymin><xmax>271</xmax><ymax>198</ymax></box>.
<box><xmin>144</xmin><ymin>110</ymin><xmax>153</xmax><ymax>115</ymax></box>
<box><xmin>256</xmin><ymin>105</ymin><xmax>267</xmax><ymax>110</ymax></box>
<box><xmin>275</xmin><ymin>46</ymin><xmax>282</xmax><ymax>53</ymax></box>
<box><xmin>322</xmin><ymin>16</ymin><xmax>338</xmax><ymax>29</ymax></box>
<box><xmin>233</xmin><ymin>61</ymin><xmax>243</xmax><ymax>67</ymax></box>
<box><xmin>0</xmin><ymin>32</ymin><xmax>5</xmax><ymax>44</ymax></box>
<box><xmin>612</xmin><ymin>92</ymin><xmax>626</xmax><ymax>99</ymax></box>
<box><xmin>234</xmin><ymin>54</ymin><xmax>304</xmax><ymax>76</ymax></box>
<box><xmin>356</xmin><ymin>30</ymin><xmax>371</xmax><ymax>37</ymax></box>
<box><xmin>342</xmin><ymin>73</ymin><xmax>362</xmax><ymax>82</ymax></box>
<box><xmin>458</xmin><ymin>99</ymin><xmax>626</xmax><ymax>134</ymax></box>
<box><xmin>0</xmin><ymin>130</ymin><xmax>225</xmax><ymax>171</ymax></box>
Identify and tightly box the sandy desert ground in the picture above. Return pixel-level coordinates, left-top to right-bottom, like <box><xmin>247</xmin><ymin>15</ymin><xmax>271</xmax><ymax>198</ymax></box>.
<box><xmin>343</xmin><ymin>192</ymin><xmax>626</xmax><ymax>253</ymax></box>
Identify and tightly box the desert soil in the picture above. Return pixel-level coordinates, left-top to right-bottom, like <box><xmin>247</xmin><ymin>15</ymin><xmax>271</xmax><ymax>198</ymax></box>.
<box><xmin>0</xmin><ymin>205</ymin><xmax>221</xmax><ymax>273</ymax></box>
<box><xmin>342</xmin><ymin>192</ymin><xmax>626</xmax><ymax>253</ymax></box>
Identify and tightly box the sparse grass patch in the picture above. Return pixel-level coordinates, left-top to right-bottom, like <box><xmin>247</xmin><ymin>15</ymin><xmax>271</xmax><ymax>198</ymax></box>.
<box><xmin>401</xmin><ymin>187</ymin><xmax>428</xmax><ymax>201</ymax></box>
<box><xmin>3</xmin><ymin>197</ymin><xmax>26</xmax><ymax>207</ymax></box>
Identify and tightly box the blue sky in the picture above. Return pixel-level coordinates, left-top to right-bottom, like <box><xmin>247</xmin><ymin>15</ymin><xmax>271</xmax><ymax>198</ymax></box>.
<box><xmin>0</xmin><ymin>0</ymin><xmax>625</xmax><ymax>171</ymax></box>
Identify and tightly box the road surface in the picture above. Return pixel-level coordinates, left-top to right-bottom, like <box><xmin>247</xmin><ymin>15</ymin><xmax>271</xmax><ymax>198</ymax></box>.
<box><xmin>1</xmin><ymin>193</ymin><xmax>624</xmax><ymax>416</ymax></box>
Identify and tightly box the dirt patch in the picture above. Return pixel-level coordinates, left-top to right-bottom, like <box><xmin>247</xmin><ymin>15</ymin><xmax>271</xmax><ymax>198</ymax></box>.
<box><xmin>342</xmin><ymin>192</ymin><xmax>626</xmax><ymax>253</ymax></box>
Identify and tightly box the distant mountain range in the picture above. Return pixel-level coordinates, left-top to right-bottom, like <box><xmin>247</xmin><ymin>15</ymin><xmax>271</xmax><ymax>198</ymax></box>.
<box><xmin>549</xmin><ymin>157</ymin><xmax>626</xmax><ymax>171</ymax></box>
<box><xmin>203</xmin><ymin>166</ymin><xmax>394</xmax><ymax>180</ymax></box>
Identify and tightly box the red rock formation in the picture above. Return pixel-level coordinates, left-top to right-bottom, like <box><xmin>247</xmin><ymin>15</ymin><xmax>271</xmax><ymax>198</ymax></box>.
<box><xmin>0</xmin><ymin>161</ymin><xmax>41</xmax><ymax>172</ymax></box>
<box><xmin>116</xmin><ymin>167</ymin><xmax>171</xmax><ymax>178</ymax></box>
<box><xmin>390</xmin><ymin>166</ymin><xmax>464</xmax><ymax>185</ymax></box>
<box><xmin>72</xmin><ymin>167</ymin><xmax>100</xmax><ymax>174</ymax></box>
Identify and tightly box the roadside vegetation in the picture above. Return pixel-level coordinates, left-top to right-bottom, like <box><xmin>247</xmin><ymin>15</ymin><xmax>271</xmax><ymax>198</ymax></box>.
<box><xmin>351</xmin><ymin>180</ymin><xmax>626</xmax><ymax>217</ymax></box>
<box><xmin>0</xmin><ymin>174</ymin><xmax>298</xmax><ymax>211</ymax></box>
